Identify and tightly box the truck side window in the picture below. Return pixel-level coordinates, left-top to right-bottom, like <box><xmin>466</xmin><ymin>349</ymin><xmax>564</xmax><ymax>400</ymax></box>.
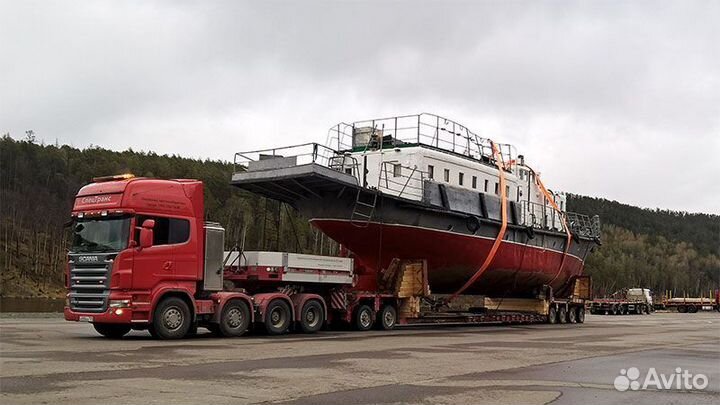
<box><xmin>136</xmin><ymin>216</ymin><xmax>190</xmax><ymax>245</ymax></box>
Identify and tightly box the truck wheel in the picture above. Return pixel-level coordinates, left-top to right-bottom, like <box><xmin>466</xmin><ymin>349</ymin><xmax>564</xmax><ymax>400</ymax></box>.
<box><xmin>688</xmin><ymin>305</ymin><xmax>698</xmax><ymax>313</ymax></box>
<box><xmin>220</xmin><ymin>300</ymin><xmax>251</xmax><ymax>337</ymax></box>
<box><xmin>354</xmin><ymin>304</ymin><xmax>375</xmax><ymax>331</ymax></box>
<box><xmin>576</xmin><ymin>307</ymin><xmax>585</xmax><ymax>323</ymax></box>
<box><xmin>93</xmin><ymin>323</ymin><xmax>131</xmax><ymax>339</ymax></box>
<box><xmin>299</xmin><ymin>300</ymin><xmax>324</xmax><ymax>333</ymax></box>
<box><xmin>558</xmin><ymin>306</ymin><xmax>568</xmax><ymax>324</ymax></box>
<box><xmin>377</xmin><ymin>305</ymin><xmax>397</xmax><ymax>330</ymax></box>
<box><xmin>677</xmin><ymin>305</ymin><xmax>687</xmax><ymax>313</ymax></box>
<box><xmin>568</xmin><ymin>306</ymin><xmax>577</xmax><ymax>323</ymax></box>
<box><xmin>264</xmin><ymin>299</ymin><xmax>292</xmax><ymax>335</ymax></box>
<box><xmin>152</xmin><ymin>297</ymin><xmax>192</xmax><ymax>340</ymax></box>
<box><xmin>547</xmin><ymin>306</ymin><xmax>557</xmax><ymax>324</ymax></box>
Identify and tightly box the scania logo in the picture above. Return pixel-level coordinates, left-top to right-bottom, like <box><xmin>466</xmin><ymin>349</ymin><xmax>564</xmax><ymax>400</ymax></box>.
<box><xmin>78</xmin><ymin>256</ymin><xmax>99</xmax><ymax>263</ymax></box>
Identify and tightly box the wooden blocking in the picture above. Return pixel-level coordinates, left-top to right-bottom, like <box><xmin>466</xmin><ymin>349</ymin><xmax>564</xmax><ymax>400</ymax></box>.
<box><xmin>379</xmin><ymin>258</ymin><xmax>401</xmax><ymax>290</ymax></box>
<box><xmin>395</xmin><ymin>260</ymin><xmax>430</xmax><ymax>298</ymax></box>
<box><xmin>482</xmin><ymin>297</ymin><xmax>549</xmax><ymax>315</ymax></box>
<box><xmin>399</xmin><ymin>296</ymin><xmax>421</xmax><ymax>318</ymax></box>
<box><xmin>572</xmin><ymin>277</ymin><xmax>592</xmax><ymax>300</ymax></box>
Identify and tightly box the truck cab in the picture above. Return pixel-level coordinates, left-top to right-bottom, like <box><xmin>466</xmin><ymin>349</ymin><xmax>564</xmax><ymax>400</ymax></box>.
<box><xmin>64</xmin><ymin>175</ymin><xmax>242</xmax><ymax>338</ymax></box>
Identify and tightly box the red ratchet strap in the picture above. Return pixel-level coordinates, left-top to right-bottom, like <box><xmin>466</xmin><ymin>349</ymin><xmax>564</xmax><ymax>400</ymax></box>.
<box><xmin>448</xmin><ymin>142</ymin><xmax>508</xmax><ymax>301</ymax></box>
<box><xmin>533</xmin><ymin>172</ymin><xmax>572</xmax><ymax>284</ymax></box>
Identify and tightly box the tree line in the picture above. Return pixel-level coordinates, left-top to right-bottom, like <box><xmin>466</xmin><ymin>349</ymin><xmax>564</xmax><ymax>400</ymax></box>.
<box><xmin>0</xmin><ymin>135</ymin><xmax>717</xmax><ymax>297</ymax></box>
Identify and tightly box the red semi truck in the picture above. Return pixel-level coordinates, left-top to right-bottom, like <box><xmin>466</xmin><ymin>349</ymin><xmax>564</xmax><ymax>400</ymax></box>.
<box><xmin>64</xmin><ymin>175</ymin><xmax>592</xmax><ymax>339</ymax></box>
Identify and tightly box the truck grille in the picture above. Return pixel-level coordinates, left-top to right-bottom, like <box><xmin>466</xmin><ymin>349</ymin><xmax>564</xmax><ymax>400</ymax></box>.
<box><xmin>68</xmin><ymin>253</ymin><xmax>114</xmax><ymax>313</ymax></box>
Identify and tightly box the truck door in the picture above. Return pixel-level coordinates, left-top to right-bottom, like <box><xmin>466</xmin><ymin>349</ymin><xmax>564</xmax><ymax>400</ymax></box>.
<box><xmin>132</xmin><ymin>215</ymin><xmax>181</xmax><ymax>289</ymax></box>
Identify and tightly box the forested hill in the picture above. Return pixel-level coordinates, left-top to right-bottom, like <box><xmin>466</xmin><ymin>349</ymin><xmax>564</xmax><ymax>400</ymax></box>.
<box><xmin>566</xmin><ymin>194</ymin><xmax>719</xmax><ymax>256</ymax></box>
<box><xmin>1</xmin><ymin>135</ymin><xmax>718</xmax><ymax>298</ymax></box>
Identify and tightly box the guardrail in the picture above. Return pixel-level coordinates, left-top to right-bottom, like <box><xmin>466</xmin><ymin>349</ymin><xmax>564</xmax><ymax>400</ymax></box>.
<box><xmin>326</xmin><ymin>113</ymin><xmax>516</xmax><ymax>168</ymax></box>
<box><xmin>234</xmin><ymin>143</ymin><xmax>361</xmax><ymax>179</ymax></box>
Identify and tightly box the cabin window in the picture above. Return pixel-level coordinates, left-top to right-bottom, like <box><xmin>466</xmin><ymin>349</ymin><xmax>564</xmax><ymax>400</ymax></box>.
<box><xmin>444</xmin><ymin>169</ymin><xmax>450</xmax><ymax>182</ymax></box>
<box><xmin>472</xmin><ymin>176</ymin><xmax>477</xmax><ymax>189</ymax></box>
<box><xmin>135</xmin><ymin>216</ymin><xmax>190</xmax><ymax>245</ymax></box>
<box><xmin>458</xmin><ymin>172</ymin><xmax>464</xmax><ymax>186</ymax></box>
<box><xmin>393</xmin><ymin>163</ymin><xmax>402</xmax><ymax>178</ymax></box>
<box><xmin>494</xmin><ymin>182</ymin><xmax>499</xmax><ymax>195</ymax></box>
<box><xmin>428</xmin><ymin>165</ymin><xmax>434</xmax><ymax>179</ymax></box>
<box><xmin>345</xmin><ymin>168</ymin><xmax>352</xmax><ymax>175</ymax></box>
<box><xmin>484</xmin><ymin>179</ymin><xmax>489</xmax><ymax>192</ymax></box>
<box><xmin>506</xmin><ymin>185</ymin><xmax>510</xmax><ymax>197</ymax></box>
<box><xmin>517</xmin><ymin>186</ymin><xmax>522</xmax><ymax>202</ymax></box>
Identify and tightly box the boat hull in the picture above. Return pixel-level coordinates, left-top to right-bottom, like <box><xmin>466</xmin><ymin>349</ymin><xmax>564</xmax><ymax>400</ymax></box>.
<box><xmin>311</xmin><ymin>218</ymin><xmax>588</xmax><ymax>297</ymax></box>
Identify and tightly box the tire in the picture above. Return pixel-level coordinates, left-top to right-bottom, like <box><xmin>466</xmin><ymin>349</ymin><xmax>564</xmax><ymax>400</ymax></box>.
<box><xmin>152</xmin><ymin>297</ymin><xmax>192</xmax><ymax>340</ymax></box>
<box><xmin>299</xmin><ymin>300</ymin><xmax>325</xmax><ymax>333</ymax></box>
<box><xmin>558</xmin><ymin>306</ymin><xmax>568</xmax><ymax>324</ymax></box>
<box><xmin>93</xmin><ymin>323</ymin><xmax>131</xmax><ymax>339</ymax></box>
<box><xmin>264</xmin><ymin>299</ymin><xmax>292</xmax><ymax>335</ymax></box>
<box><xmin>568</xmin><ymin>306</ymin><xmax>577</xmax><ymax>323</ymax></box>
<box><xmin>219</xmin><ymin>300</ymin><xmax>251</xmax><ymax>337</ymax></box>
<box><xmin>611</xmin><ymin>305</ymin><xmax>618</xmax><ymax>315</ymax></box>
<box><xmin>677</xmin><ymin>305</ymin><xmax>687</xmax><ymax>313</ymax></box>
<box><xmin>547</xmin><ymin>306</ymin><xmax>557</xmax><ymax>324</ymax></box>
<box><xmin>354</xmin><ymin>304</ymin><xmax>375</xmax><ymax>331</ymax></box>
<box><xmin>688</xmin><ymin>305</ymin><xmax>698</xmax><ymax>313</ymax></box>
<box><xmin>377</xmin><ymin>305</ymin><xmax>397</xmax><ymax>330</ymax></box>
<box><xmin>576</xmin><ymin>307</ymin><xmax>585</xmax><ymax>324</ymax></box>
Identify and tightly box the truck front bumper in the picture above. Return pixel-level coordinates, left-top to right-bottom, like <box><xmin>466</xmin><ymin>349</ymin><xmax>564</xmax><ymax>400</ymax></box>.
<box><xmin>64</xmin><ymin>306</ymin><xmax>135</xmax><ymax>323</ymax></box>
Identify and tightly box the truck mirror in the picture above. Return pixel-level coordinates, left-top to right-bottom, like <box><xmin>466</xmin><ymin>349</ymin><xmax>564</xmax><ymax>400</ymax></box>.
<box><xmin>139</xmin><ymin>228</ymin><xmax>154</xmax><ymax>249</ymax></box>
<box><xmin>142</xmin><ymin>219</ymin><xmax>155</xmax><ymax>229</ymax></box>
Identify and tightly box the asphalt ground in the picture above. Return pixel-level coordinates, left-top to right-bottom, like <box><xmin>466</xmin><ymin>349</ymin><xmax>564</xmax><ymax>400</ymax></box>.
<box><xmin>1</xmin><ymin>312</ymin><xmax>718</xmax><ymax>404</ymax></box>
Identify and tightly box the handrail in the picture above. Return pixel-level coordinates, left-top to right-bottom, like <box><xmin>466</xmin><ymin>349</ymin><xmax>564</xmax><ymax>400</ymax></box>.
<box><xmin>326</xmin><ymin>113</ymin><xmax>517</xmax><ymax>170</ymax></box>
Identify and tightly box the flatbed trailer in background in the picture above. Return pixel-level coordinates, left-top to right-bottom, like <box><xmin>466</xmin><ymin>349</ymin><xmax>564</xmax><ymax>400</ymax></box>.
<box><xmin>655</xmin><ymin>290</ymin><xmax>720</xmax><ymax>313</ymax></box>
<box><xmin>588</xmin><ymin>288</ymin><xmax>653</xmax><ymax>315</ymax></box>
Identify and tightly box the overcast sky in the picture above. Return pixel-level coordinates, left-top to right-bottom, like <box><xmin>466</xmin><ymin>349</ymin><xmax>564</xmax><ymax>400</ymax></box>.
<box><xmin>1</xmin><ymin>1</ymin><xmax>718</xmax><ymax>214</ymax></box>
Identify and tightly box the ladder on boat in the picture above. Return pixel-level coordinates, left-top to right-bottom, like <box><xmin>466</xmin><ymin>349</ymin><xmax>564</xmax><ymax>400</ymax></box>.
<box><xmin>350</xmin><ymin>188</ymin><xmax>379</xmax><ymax>227</ymax></box>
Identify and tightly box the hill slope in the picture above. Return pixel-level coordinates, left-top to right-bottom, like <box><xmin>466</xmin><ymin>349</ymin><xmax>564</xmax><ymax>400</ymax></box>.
<box><xmin>1</xmin><ymin>135</ymin><xmax>718</xmax><ymax>298</ymax></box>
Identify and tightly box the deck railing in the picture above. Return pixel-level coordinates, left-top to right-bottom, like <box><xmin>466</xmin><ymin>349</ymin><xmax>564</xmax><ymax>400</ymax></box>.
<box><xmin>326</xmin><ymin>113</ymin><xmax>516</xmax><ymax>168</ymax></box>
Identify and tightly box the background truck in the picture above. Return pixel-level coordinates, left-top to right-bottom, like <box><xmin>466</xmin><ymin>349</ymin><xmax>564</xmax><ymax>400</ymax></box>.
<box><xmin>65</xmin><ymin>175</ymin><xmax>592</xmax><ymax>339</ymax></box>
<box><xmin>654</xmin><ymin>290</ymin><xmax>720</xmax><ymax>313</ymax></box>
<box><xmin>588</xmin><ymin>288</ymin><xmax>653</xmax><ymax>315</ymax></box>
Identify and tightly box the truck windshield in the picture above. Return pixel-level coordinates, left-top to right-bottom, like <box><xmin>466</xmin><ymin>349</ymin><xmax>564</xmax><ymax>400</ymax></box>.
<box><xmin>71</xmin><ymin>217</ymin><xmax>131</xmax><ymax>253</ymax></box>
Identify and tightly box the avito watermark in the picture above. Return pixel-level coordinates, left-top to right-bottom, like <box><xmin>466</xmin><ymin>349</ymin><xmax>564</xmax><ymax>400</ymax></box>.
<box><xmin>614</xmin><ymin>367</ymin><xmax>709</xmax><ymax>391</ymax></box>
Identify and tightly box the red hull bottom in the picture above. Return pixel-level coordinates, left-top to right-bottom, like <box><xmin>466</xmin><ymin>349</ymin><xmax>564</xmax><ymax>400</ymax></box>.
<box><xmin>311</xmin><ymin>219</ymin><xmax>584</xmax><ymax>297</ymax></box>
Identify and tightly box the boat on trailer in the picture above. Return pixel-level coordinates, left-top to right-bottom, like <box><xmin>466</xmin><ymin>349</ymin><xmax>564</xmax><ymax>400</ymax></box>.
<box><xmin>231</xmin><ymin>113</ymin><xmax>600</xmax><ymax>299</ymax></box>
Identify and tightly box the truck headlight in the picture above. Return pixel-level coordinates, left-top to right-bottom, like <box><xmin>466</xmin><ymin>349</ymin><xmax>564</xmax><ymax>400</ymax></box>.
<box><xmin>109</xmin><ymin>299</ymin><xmax>131</xmax><ymax>308</ymax></box>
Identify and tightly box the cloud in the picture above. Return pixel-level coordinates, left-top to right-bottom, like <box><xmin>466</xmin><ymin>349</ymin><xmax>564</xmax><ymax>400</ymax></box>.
<box><xmin>1</xmin><ymin>0</ymin><xmax>718</xmax><ymax>213</ymax></box>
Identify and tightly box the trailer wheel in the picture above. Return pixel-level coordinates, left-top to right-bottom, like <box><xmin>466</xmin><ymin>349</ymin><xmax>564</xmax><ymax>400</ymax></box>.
<box><xmin>611</xmin><ymin>305</ymin><xmax>619</xmax><ymax>315</ymax></box>
<box><xmin>93</xmin><ymin>323</ymin><xmax>131</xmax><ymax>339</ymax></box>
<box><xmin>558</xmin><ymin>306</ymin><xmax>568</xmax><ymax>324</ymax></box>
<box><xmin>299</xmin><ymin>300</ymin><xmax>324</xmax><ymax>333</ymax></box>
<box><xmin>377</xmin><ymin>305</ymin><xmax>397</xmax><ymax>330</ymax></box>
<box><xmin>152</xmin><ymin>297</ymin><xmax>191</xmax><ymax>339</ymax></box>
<box><xmin>576</xmin><ymin>307</ymin><xmax>585</xmax><ymax>323</ymax></box>
<box><xmin>547</xmin><ymin>306</ymin><xmax>557</xmax><ymax>324</ymax></box>
<box><xmin>688</xmin><ymin>305</ymin><xmax>698</xmax><ymax>313</ymax></box>
<box><xmin>219</xmin><ymin>300</ymin><xmax>251</xmax><ymax>337</ymax></box>
<box><xmin>568</xmin><ymin>307</ymin><xmax>577</xmax><ymax>323</ymax></box>
<box><xmin>264</xmin><ymin>299</ymin><xmax>292</xmax><ymax>335</ymax></box>
<box><xmin>677</xmin><ymin>305</ymin><xmax>687</xmax><ymax>313</ymax></box>
<box><xmin>354</xmin><ymin>305</ymin><xmax>375</xmax><ymax>331</ymax></box>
